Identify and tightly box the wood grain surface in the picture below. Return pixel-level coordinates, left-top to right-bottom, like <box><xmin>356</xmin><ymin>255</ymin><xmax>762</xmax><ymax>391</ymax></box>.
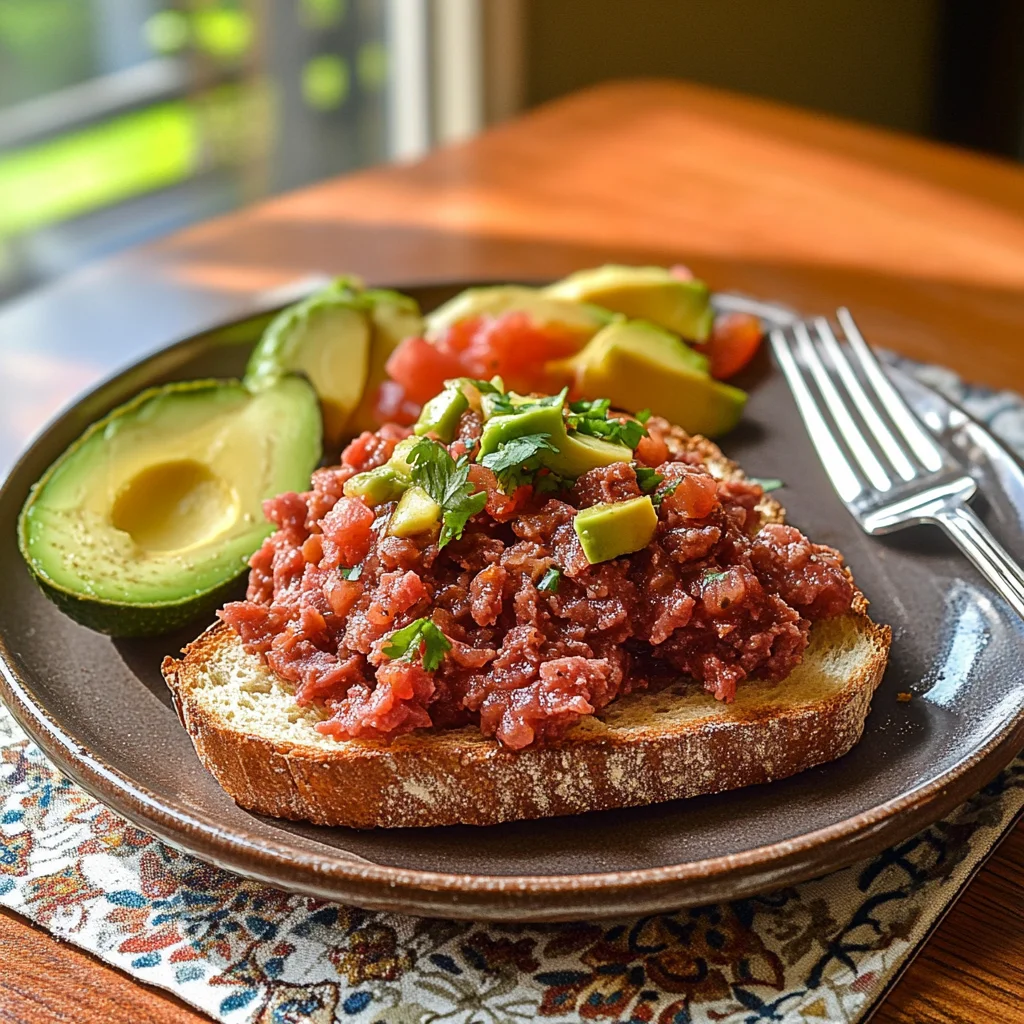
<box><xmin>1</xmin><ymin>80</ymin><xmax>1023</xmax><ymax>1023</ymax></box>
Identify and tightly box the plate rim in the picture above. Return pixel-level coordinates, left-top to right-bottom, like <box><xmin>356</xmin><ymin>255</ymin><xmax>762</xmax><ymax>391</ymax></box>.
<box><xmin>2</xmin><ymin>287</ymin><xmax>1023</xmax><ymax>917</ymax></box>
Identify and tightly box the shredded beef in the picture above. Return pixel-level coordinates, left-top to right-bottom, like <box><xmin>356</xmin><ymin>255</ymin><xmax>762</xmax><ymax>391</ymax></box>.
<box><xmin>219</xmin><ymin>417</ymin><xmax>855</xmax><ymax>749</ymax></box>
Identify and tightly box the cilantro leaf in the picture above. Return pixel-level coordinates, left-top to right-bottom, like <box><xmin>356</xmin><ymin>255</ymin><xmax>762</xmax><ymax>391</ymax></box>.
<box><xmin>537</xmin><ymin>566</ymin><xmax>561</xmax><ymax>592</ymax></box>
<box><xmin>569</xmin><ymin>397</ymin><xmax>611</xmax><ymax>417</ymax></box>
<box><xmin>407</xmin><ymin>438</ymin><xmax>488</xmax><ymax>548</ymax></box>
<box><xmin>635</xmin><ymin>466</ymin><xmax>665</xmax><ymax>495</ymax></box>
<box><xmin>566</xmin><ymin>397</ymin><xmax>648</xmax><ymax>450</ymax></box>
<box><xmin>534</xmin><ymin>471</ymin><xmax>570</xmax><ymax>494</ymax></box>
<box><xmin>382</xmin><ymin>617</ymin><xmax>451</xmax><ymax>671</ymax></box>
<box><xmin>480</xmin><ymin>433</ymin><xmax>559</xmax><ymax>491</ymax></box>
<box><xmin>450</xmin><ymin>376</ymin><xmax>503</xmax><ymax>395</ymax></box>
<box><xmin>340</xmin><ymin>565</ymin><xmax>362</xmax><ymax>581</ymax></box>
<box><xmin>752</xmin><ymin>477</ymin><xmax>784</xmax><ymax>492</ymax></box>
<box><xmin>636</xmin><ymin>408</ymin><xmax>652</xmax><ymax>424</ymax></box>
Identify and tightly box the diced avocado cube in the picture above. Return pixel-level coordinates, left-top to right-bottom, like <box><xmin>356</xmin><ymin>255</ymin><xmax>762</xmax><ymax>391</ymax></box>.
<box><xmin>478</xmin><ymin>402</ymin><xmax>564</xmax><ymax>459</ymax></box>
<box><xmin>388</xmin><ymin>437</ymin><xmax>420</xmax><ymax>475</ymax></box>
<box><xmin>344</xmin><ymin>465</ymin><xmax>410</xmax><ymax>506</ymax></box>
<box><xmin>389</xmin><ymin>486</ymin><xmax>442</xmax><ymax>537</ymax></box>
<box><xmin>477</xmin><ymin>400</ymin><xmax>631</xmax><ymax>480</ymax></box>
<box><xmin>545</xmin><ymin>265</ymin><xmax>714</xmax><ymax>342</ymax></box>
<box><xmin>414</xmin><ymin>384</ymin><xmax>469</xmax><ymax>442</ymax></box>
<box><xmin>543</xmin><ymin>432</ymin><xmax>632</xmax><ymax>478</ymax></box>
<box><xmin>573</xmin><ymin>496</ymin><xmax>658</xmax><ymax>564</ymax></box>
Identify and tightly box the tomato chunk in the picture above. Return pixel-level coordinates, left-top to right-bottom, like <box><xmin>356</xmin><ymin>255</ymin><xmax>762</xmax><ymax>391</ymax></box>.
<box><xmin>700</xmin><ymin>312</ymin><xmax>763</xmax><ymax>380</ymax></box>
<box><xmin>385</xmin><ymin>336</ymin><xmax>464</xmax><ymax>404</ymax></box>
<box><xmin>375</xmin><ymin>312</ymin><xmax>592</xmax><ymax>428</ymax></box>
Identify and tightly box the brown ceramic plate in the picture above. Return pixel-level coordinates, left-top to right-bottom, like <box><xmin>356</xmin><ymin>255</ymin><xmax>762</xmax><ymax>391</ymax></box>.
<box><xmin>2</xmin><ymin>284</ymin><xmax>1023</xmax><ymax>922</ymax></box>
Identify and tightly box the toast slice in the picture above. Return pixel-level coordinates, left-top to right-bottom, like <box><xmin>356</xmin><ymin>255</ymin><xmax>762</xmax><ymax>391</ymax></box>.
<box><xmin>162</xmin><ymin>610</ymin><xmax>888</xmax><ymax>828</ymax></box>
<box><xmin>162</xmin><ymin>427</ymin><xmax>890</xmax><ymax>829</ymax></box>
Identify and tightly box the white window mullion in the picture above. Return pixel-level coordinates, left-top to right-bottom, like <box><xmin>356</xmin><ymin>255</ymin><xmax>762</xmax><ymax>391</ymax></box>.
<box><xmin>432</xmin><ymin>0</ymin><xmax>484</xmax><ymax>145</ymax></box>
<box><xmin>385</xmin><ymin>0</ymin><xmax>432</xmax><ymax>161</ymax></box>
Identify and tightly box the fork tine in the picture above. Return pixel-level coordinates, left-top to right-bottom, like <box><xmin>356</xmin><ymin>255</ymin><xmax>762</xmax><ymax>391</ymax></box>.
<box><xmin>769</xmin><ymin>328</ymin><xmax>863</xmax><ymax>503</ymax></box>
<box><xmin>836</xmin><ymin>307</ymin><xmax>944</xmax><ymax>472</ymax></box>
<box><xmin>791</xmin><ymin>321</ymin><xmax>892</xmax><ymax>493</ymax></box>
<box><xmin>813</xmin><ymin>317</ymin><xmax>917</xmax><ymax>482</ymax></box>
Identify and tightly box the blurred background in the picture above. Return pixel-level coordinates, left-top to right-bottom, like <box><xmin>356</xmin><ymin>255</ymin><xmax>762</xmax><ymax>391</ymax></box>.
<box><xmin>2</xmin><ymin>0</ymin><xmax>1022</xmax><ymax>304</ymax></box>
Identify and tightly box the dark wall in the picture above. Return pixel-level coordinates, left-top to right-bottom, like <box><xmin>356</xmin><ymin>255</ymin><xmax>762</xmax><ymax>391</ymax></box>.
<box><xmin>522</xmin><ymin>0</ymin><xmax>1024</xmax><ymax>159</ymax></box>
<box><xmin>524</xmin><ymin>0</ymin><xmax>941</xmax><ymax>135</ymax></box>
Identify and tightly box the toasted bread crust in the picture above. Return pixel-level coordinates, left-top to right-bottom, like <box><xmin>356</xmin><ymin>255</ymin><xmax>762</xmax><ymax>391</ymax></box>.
<box><xmin>162</xmin><ymin>613</ymin><xmax>889</xmax><ymax>828</ymax></box>
<box><xmin>161</xmin><ymin>428</ymin><xmax>890</xmax><ymax>829</ymax></box>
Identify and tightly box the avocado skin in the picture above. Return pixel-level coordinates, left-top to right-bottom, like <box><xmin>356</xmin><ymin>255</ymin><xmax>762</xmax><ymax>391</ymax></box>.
<box><xmin>17</xmin><ymin>377</ymin><xmax>321</xmax><ymax>637</ymax></box>
<box><xmin>29</xmin><ymin>570</ymin><xmax>247</xmax><ymax>637</ymax></box>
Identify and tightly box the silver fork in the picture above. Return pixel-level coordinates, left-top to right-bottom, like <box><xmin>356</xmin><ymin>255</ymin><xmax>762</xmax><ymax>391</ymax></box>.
<box><xmin>770</xmin><ymin>308</ymin><xmax>1024</xmax><ymax>621</ymax></box>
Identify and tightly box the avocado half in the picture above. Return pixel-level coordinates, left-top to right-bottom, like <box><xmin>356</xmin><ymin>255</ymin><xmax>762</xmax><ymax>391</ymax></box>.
<box><xmin>18</xmin><ymin>376</ymin><xmax>322</xmax><ymax>636</ymax></box>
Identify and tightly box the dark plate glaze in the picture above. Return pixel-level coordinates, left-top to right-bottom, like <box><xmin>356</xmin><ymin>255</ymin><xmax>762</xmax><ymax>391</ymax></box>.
<box><xmin>2</xmin><ymin>284</ymin><xmax>1023</xmax><ymax>922</ymax></box>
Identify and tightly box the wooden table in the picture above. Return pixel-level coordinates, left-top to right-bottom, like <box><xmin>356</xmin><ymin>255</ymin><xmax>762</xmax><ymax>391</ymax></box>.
<box><xmin>1</xmin><ymin>80</ymin><xmax>1023</xmax><ymax>1024</ymax></box>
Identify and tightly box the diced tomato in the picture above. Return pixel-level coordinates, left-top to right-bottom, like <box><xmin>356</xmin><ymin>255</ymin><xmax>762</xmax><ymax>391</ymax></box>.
<box><xmin>319</xmin><ymin>498</ymin><xmax>376</xmax><ymax>568</ymax></box>
<box><xmin>454</xmin><ymin>311</ymin><xmax>586</xmax><ymax>392</ymax></box>
<box><xmin>635</xmin><ymin>432</ymin><xmax>669</xmax><ymax>467</ymax></box>
<box><xmin>373</xmin><ymin>312</ymin><xmax>594</xmax><ymax>429</ymax></box>
<box><xmin>373</xmin><ymin>380</ymin><xmax>420</xmax><ymax>426</ymax></box>
<box><xmin>661</xmin><ymin>470</ymin><xmax>720</xmax><ymax>519</ymax></box>
<box><xmin>699</xmin><ymin>312</ymin><xmax>763</xmax><ymax>380</ymax></box>
<box><xmin>467</xmin><ymin>464</ymin><xmax>532</xmax><ymax>521</ymax></box>
<box><xmin>385</xmin><ymin>336</ymin><xmax>464</xmax><ymax>404</ymax></box>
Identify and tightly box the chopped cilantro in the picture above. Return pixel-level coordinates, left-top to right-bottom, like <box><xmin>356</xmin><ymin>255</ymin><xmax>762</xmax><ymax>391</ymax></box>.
<box><xmin>534</xmin><ymin>471</ymin><xmax>570</xmax><ymax>494</ymax></box>
<box><xmin>449</xmin><ymin>376</ymin><xmax>503</xmax><ymax>397</ymax></box>
<box><xmin>340</xmin><ymin>565</ymin><xmax>362</xmax><ymax>581</ymax></box>
<box><xmin>482</xmin><ymin>384</ymin><xmax>568</xmax><ymax>420</ymax></box>
<box><xmin>636</xmin><ymin>408</ymin><xmax>652</xmax><ymax>424</ymax></box>
<box><xmin>702</xmin><ymin>569</ymin><xmax>729</xmax><ymax>583</ymax></box>
<box><xmin>568</xmin><ymin>397</ymin><xmax>611</xmax><ymax>417</ymax></box>
<box><xmin>480</xmin><ymin>433</ymin><xmax>559</xmax><ymax>491</ymax></box>
<box><xmin>752</xmin><ymin>477</ymin><xmax>784</xmax><ymax>492</ymax></box>
<box><xmin>530</xmin><ymin>387</ymin><xmax>569</xmax><ymax>409</ymax></box>
<box><xmin>537</xmin><ymin>566</ymin><xmax>561</xmax><ymax>593</ymax></box>
<box><xmin>407</xmin><ymin>438</ymin><xmax>488</xmax><ymax>548</ymax></box>
<box><xmin>566</xmin><ymin>397</ymin><xmax>648</xmax><ymax>450</ymax></box>
<box><xmin>635</xmin><ymin>465</ymin><xmax>664</xmax><ymax>495</ymax></box>
<box><xmin>653</xmin><ymin>479</ymin><xmax>678</xmax><ymax>506</ymax></box>
<box><xmin>382</xmin><ymin>617</ymin><xmax>451</xmax><ymax>671</ymax></box>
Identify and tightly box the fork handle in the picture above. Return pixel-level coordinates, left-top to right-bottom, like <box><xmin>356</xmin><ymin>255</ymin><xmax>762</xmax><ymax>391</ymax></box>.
<box><xmin>933</xmin><ymin>504</ymin><xmax>1024</xmax><ymax>622</ymax></box>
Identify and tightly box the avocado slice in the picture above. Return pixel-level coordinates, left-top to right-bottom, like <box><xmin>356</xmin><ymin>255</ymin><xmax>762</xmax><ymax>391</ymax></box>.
<box><xmin>478</xmin><ymin>397</ymin><xmax>632</xmax><ymax>479</ymax></box>
<box><xmin>18</xmin><ymin>376</ymin><xmax>322</xmax><ymax>636</ymax></box>
<box><xmin>574</xmin><ymin>496</ymin><xmax>658</xmax><ymax>564</ymax></box>
<box><xmin>245</xmin><ymin>278</ymin><xmax>372</xmax><ymax>448</ymax></box>
<box><xmin>567</xmin><ymin>320</ymin><xmax>746</xmax><ymax>438</ymax></box>
<box><xmin>545</xmin><ymin>265</ymin><xmax>714</xmax><ymax>342</ymax></box>
<box><xmin>425</xmin><ymin>285</ymin><xmax>613</xmax><ymax>343</ymax></box>
<box><xmin>347</xmin><ymin>288</ymin><xmax>424</xmax><ymax>435</ymax></box>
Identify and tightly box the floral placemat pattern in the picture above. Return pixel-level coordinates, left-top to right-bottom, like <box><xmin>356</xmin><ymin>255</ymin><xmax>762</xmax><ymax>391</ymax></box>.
<box><xmin>3</xmin><ymin>360</ymin><xmax>1024</xmax><ymax>1024</ymax></box>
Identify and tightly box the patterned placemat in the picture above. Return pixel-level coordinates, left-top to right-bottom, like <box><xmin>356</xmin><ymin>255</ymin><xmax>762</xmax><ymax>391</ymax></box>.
<box><xmin>3</xmin><ymin>361</ymin><xmax>1024</xmax><ymax>1024</ymax></box>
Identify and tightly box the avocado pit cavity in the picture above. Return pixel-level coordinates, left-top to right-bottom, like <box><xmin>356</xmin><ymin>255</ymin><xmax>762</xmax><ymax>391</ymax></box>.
<box><xmin>111</xmin><ymin>459</ymin><xmax>238</xmax><ymax>553</ymax></box>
